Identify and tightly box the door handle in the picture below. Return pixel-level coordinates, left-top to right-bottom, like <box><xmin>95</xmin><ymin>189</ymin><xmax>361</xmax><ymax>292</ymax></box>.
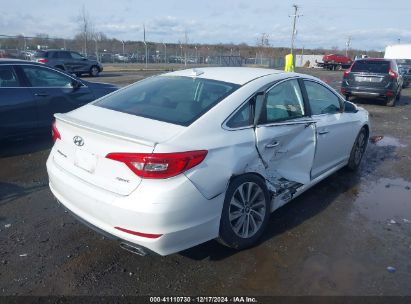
<box><xmin>318</xmin><ymin>130</ymin><xmax>330</xmax><ymax>135</ymax></box>
<box><xmin>265</xmin><ymin>141</ymin><xmax>280</xmax><ymax>148</ymax></box>
<box><xmin>34</xmin><ymin>92</ymin><xmax>49</xmax><ymax>97</ymax></box>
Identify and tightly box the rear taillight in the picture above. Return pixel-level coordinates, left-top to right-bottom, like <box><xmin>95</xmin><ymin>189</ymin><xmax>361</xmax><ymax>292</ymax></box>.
<box><xmin>37</xmin><ymin>59</ymin><xmax>48</xmax><ymax>63</ymax></box>
<box><xmin>51</xmin><ymin>120</ymin><xmax>61</xmax><ymax>142</ymax></box>
<box><xmin>389</xmin><ymin>68</ymin><xmax>398</xmax><ymax>79</ymax></box>
<box><xmin>343</xmin><ymin>65</ymin><xmax>352</xmax><ymax>78</ymax></box>
<box><xmin>106</xmin><ymin>150</ymin><xmax>208</xmax><ymax>179</ymax></box>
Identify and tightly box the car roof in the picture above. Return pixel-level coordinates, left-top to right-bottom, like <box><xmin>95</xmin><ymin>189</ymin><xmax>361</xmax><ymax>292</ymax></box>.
<box><xmin>0</xmin><ymin>58</ymin><xmax>44</xmax><ymax>66</ymax></box>
<box><xmin>164</xmin><ymin>67</ymin><xmax>286</xmax><ymax>85</ymax></box>
<box><xmin>355</xmin><ymin>58</ymin><xmax>391</xmax><ymax>62</ymax></box>
<box><xmin>34</xmin><ymin>49</ymin><xmax>67</xmax><ymax>52</ymax></box>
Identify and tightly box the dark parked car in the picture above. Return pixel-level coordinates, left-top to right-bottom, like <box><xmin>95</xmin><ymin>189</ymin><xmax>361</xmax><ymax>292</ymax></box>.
<box><xmin>0</xmin><ymin>59</ymin><xmax>117</xmax><ymax>141</ymax></box>
<box><xmin>341</xmin><ymin>58</ymin><xmax>403</xmax><ymax>106</ymax></box>
<box><xmin>32</xmin><ymin>50</ymin><xmax>103</xmax><ymax>77</ymax></box>
<box><xmin>397</xmin><ymin>59</ymin><xmax>411</xmax><ymax>88</ymax></box>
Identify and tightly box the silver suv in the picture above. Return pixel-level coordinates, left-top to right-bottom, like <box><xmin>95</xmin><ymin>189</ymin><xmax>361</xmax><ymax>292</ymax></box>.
<box><xmin>32</xmin><ymin>50</ymin><xmax>103</xmax><ymax>77</ymax></box>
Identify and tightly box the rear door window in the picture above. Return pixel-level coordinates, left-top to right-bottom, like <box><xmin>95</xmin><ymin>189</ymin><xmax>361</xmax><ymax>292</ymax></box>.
<box><xmin>22</xmin><ymin>65</ymin><xmax>73</xmax><ymax>87</ymax></box>
<box><xmin>70</xmin><ymin>52</ymin><xmax>85</xmax><ymax>60</ymax></box>
<box><xmin>304</xmin><ymin>80</ymin><xmax>341</xmax><ymax>115</ymax></box>
<box><xmin>0</xmin><ymin>65</ymin><xmax>20</xmax><ymax>87</ymax></box>
<box><xmin>351</xmin><ymin>60</ymin><xmax>390</xmax><ymax>73</ymax></box>
<box><xmin>94</xmin><ymin>76</ymin><xmax>239</xmax><ymax>126</ymax></box>
<box><xmin>58</xmin><ymin>51</ymin><xmax>71</xmax><ymax>59</ymax></box>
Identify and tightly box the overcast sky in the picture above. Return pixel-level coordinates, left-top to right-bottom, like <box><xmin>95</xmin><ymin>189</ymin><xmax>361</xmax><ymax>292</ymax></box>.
<box><xmin>1</xmin><ymin>0</ymin><xmax>410</xmax><ymax>50</ymax></box>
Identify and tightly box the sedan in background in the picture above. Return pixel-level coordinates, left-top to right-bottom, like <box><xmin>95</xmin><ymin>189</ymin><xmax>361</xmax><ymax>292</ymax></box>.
<box><xmin>341</xmin><ymin>58</ymin><xmax>403</xmax><ymax>106</ymax></box>
<box><xmin>0</xmin><ymin>59</ymin><xmax>118</xmax><ymax>141</ymax></box>
<box><xmin>47</xmin><ymin>67</ymin><xmax>369</xmax><ymax>256</ymax></box>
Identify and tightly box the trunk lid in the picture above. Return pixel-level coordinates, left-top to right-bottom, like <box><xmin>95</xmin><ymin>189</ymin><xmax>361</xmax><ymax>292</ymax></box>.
<box><xmin>52</xmin><ymin>105</ymin><xmax>185</xmax><ymax>195</ymax></box>
<box><xmin>347</xmin><ymin>72</ymin><xmax>390</xmax><ymax>88</ymax></box>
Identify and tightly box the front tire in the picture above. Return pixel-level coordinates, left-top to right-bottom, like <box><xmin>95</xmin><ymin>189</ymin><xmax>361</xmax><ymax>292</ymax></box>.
<box><xmin>89</xmin><ymin>65</ymin><xmax>100</xmax><ymax>77</ymax></box>
<box><xmin>218</xmin><ymin>174</ymin><xmax>270</xmax><ymax>250</ymax></box>
<box><xmin>347</xmin><ymin>127</ymin><xmax>368</xmax><ymax>171</ymax></box>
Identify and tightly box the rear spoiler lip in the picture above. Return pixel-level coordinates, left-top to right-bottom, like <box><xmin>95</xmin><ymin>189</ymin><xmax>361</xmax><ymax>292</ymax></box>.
<box><xmin>54</xmin><ymin>113</ymin><xmax>156</xmax><ymax>148</ymax></box>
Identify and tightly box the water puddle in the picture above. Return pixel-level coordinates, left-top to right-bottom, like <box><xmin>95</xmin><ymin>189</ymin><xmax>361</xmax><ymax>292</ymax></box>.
<box><xmin>354</xmin><ymin>178</ymin><xmax>411</xmax><ymax>222</ymax></box>
<box><xmin>369</xmin><ymin>135</ymin><xmax>407</xmax><ymax>148</ymax></box>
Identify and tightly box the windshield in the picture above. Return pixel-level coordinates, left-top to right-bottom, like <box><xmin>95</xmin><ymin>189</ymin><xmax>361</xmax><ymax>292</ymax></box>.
<box><xmin>351</xmin><ymin>60</ymin><xmax>390</xmax><ymax>73</ymax></box>
<box><xmin>94</xmin><ymin>76</ymin><xmax>240</xmax><ymax>126</ymax></box>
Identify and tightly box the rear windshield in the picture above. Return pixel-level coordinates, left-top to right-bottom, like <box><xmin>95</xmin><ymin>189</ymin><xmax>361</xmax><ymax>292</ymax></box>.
<box><xmin>94</xmin><ymin>76</ymin><xmax>240</xmax><ymax>126</ymax></box>
<box><xmin>33</xmin><ymin>51</ymin><xmax>48</xmax><ymax>58</ymax></box>
<box><xmin>351</xmin><ymin>60</ymin><xmax>390</xmax><ymax>73</ymax></box>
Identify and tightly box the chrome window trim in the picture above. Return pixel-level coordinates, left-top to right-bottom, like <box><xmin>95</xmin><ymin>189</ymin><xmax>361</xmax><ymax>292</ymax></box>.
<box><xmin>0</xmin><ymin>63</ymin><xmax>87</xmax><ymax>88</ymax></box>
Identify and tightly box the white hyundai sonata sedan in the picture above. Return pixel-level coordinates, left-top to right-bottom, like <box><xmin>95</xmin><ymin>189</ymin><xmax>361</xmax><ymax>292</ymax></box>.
<box><xmin>47</xmin><ymin>67</ymin><xmax>369</xmax><ymax>256</ymax></box>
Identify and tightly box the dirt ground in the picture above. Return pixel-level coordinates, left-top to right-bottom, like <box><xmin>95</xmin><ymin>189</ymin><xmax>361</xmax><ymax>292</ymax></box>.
<box><xmin>1</xmin><ymin>67</ymin><xmax>411</xmax><ymax>297</ymax></box>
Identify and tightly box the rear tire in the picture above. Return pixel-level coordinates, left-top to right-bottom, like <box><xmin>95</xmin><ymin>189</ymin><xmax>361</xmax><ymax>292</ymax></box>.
<box><xmin>386</xmin><ymin>97</ymin><xmax>395</xmax><ymax>107</ymax></box>
<box><xmin>218</xmin><ymin>174</ymin><xmax>270</xmax><ymax>250</ymax></box>
<box><xmin>89</xmin><ymin>65</ymin><xmax>100</xmax><ymax>77</ymax></box>
<box><xmin>396</xmin><ymin>90</ymin><xmax>401</xmax><ymax>101</ymax></box>
<box><xmin>347</xmin><ymin>127</ymin><xmax>368</xmax><ymax>171</ymax></box>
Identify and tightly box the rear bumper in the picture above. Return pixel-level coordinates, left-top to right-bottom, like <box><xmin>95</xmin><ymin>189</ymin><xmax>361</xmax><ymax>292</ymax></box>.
<box><xmin>47</xmin><ymin>152</ymin><xmax>224</xmax><ymax>256</ymax></box>
<box><xmin>341</xmin><ymin>85</ymin><xmax>396</xmax><ymax>99</ymax></box>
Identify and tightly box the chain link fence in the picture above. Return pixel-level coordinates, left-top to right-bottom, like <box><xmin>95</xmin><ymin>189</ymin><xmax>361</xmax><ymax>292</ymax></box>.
<box><xmin>0</xmin><ymin>34</ymin><xmax>285</xmax><ymax>69</ymax></box>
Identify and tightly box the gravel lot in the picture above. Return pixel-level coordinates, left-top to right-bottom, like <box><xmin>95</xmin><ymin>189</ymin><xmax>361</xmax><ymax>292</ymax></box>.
<box><xmin>1</xmin><ymin>67</ymin><xmax>411</xmax><ymax>296</ymax></box>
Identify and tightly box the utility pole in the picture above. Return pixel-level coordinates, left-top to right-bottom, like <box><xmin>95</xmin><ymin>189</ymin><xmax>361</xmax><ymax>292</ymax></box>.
<box><xmin>345</xmin><ymin>36</ymin><xmax>351</xmax><ymax>57</ymax></box>
<box><xmin>289</xmin><ymin>4</ymin><xmax>301</xmax><ymax>56</ymax></box>
<box><xmin>143</xmin><ymin>24</ymin><xmax>148</xmax><ymax>68</ymax></box>
<box><xmin>163</xmin><ymin>42</ymin><xmax>167</xmax><ymax>64</ymax></box>
<box><xmin>184</xmin><ymin>30</ymin><xmax>188</xmax><ymax>67</ymax></box>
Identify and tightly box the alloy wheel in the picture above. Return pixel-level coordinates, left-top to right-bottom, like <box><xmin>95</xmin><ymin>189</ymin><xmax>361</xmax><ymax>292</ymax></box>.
<box><xmin>228</xmin><ymin>181</ymin><xmax>267</xmax><ymax>238</ymax></box>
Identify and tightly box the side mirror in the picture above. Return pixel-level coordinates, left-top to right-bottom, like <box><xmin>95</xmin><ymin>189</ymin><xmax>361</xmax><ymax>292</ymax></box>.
<box><xmin>344</xmin><ymin>100</ymin><xmax>358</xmax><ymax>113</ymax></box>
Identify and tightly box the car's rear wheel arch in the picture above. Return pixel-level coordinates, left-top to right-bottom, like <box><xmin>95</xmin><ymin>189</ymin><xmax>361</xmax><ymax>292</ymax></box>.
<box><xmin>218</xmin><ymin>172</ymin><xmax>271</xmax><ymax>249</ymax></box>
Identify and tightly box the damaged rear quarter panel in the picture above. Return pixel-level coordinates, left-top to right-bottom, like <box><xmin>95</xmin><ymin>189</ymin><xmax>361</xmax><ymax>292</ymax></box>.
<box><xmin>184</xmin><ymin>128</ymin><xmax>259</xmax><ymax>199</ymax></box>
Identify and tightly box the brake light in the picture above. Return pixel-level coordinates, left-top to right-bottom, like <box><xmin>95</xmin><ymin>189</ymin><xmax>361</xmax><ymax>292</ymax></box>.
<box><xmin>37</xmin><ymin>59</ymin><xmax>48</xmax><ymax>63</ymax></box>
<box><xmin>343</xmin><ymin>65</ymin><xmax>352</xmax><ymax>78</ymax></box>
<box><xmin>51</xmin><ymin>120</ymin><xmax>61</xmax><ymax>142</ymax></box>
<box><xmin>106</xmin><ymin>150</ymin><xmax>208</xmax><ymax>179</ymax></box>
<box><xmin>389</xmin><ymin>68</ymin><xmax>398</xmax><ymax>79</ymax></box>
